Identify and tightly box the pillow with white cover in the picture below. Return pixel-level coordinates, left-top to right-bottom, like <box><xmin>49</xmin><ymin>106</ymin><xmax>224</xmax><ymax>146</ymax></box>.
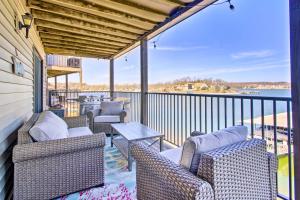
<box><xmin>29</xmin><ymin>111</ymin><xmax>69</xmax><ymax>141</ymax></box>
<box><xmin>180</xmin><ymin>126</ymin><xmax>248</xmax><ymax>174</ymax></box>
<box><xmin>100</xmin><ymin>101</ymin><xmax>123</xmax><ymax>115</ymax></box>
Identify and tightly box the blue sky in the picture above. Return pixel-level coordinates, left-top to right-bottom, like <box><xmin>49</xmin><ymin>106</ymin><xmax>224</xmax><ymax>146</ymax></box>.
<box><xmin>56</xmin><ymin>0</ymin><xmax>290</xmax><ymax>85</ymax></box>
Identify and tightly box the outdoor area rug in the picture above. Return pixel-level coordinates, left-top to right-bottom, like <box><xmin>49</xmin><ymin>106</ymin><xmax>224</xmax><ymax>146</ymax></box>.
<box><xmin>58</xmin><ymin>138</ymin><xmax>137</xmax><ymax>200</ymax></box>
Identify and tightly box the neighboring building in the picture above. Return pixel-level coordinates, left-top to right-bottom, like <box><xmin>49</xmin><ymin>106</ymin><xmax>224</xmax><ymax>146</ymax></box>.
<box><xmin>46</xmin><ymin>55</ymin><xmax>83</xmax><ymax>90</ymax></box>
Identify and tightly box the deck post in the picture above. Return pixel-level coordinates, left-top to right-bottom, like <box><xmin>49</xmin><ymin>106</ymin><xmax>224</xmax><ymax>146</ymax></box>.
<box><xmin>54</xmin><ymin>76</ymin><xmax>57</xmax><ymax>90</ymax></box>
<box><xmin>79</xmin><ymin>68</ymin><xmax>83</xmax><ymax>91</ymax></box>
<box><xmin>140</xmin><ymin>39</ymin><xmax>148</xmax><ymax>125</ymax></box>
<box><xmin>65</xmin><ymin>74</ymin><xmax>68</xmax><ymax>91</ymax></box>
<box><xmin>290</xmin><ymin>0</ymin><xmax>300</xmax><ymax>199</ymax></box>
<box><xmin>109</xmin><ymin>59</ymin><xmax>114</xmax><ymax>99</ymax></box>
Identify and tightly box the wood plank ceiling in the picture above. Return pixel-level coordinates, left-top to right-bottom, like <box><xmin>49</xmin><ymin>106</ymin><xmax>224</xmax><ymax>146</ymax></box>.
<box><xmin>28</xmin><ymin>0</ymin><xmax>213</xmax><ymax>59</ymax></box>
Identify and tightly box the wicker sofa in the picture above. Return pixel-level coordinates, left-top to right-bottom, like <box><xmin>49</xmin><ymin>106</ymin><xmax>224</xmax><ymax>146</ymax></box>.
<box><xmin>13</xmin><ymin>113</ymin><xmax>106</xmax><ymax>200</ymax></box>
<box><xmin>132</xmin><ymin>137</ymin><xmax>277</xmax><ymax>200</ymax></box>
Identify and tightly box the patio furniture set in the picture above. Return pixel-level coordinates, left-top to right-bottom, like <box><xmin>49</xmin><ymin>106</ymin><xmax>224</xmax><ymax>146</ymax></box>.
<box><xmin>12</xmin><ymin>101</ymin><xmax>277</xmax><ymax>200</ymax></box>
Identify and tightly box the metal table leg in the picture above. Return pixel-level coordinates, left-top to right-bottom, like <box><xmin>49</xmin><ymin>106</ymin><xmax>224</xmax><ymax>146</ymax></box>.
<box><xmin>160</xmin><ymin>136</ymin><xmax>163</xmax><ymax>152</ymax></box>
<box><xmin>111</xmin><ymin>132</ymin><xmax>113</xmax><ymax>147</ymax></box>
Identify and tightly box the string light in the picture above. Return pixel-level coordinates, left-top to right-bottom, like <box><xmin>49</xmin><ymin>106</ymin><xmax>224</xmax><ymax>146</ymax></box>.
<box><xmin>152</xmin><ymin>41</ymin><xmax>157</xmax><ymax>49</ymax></box>
<box><xmin>228</xmin><ymin>0</ymin><xmax>235</xmax><ymax>10</ymax></box>
<box><xmin>125</xmin><ymin>56</ymin><xmax>128</xmax><ymax>62</ymax></box>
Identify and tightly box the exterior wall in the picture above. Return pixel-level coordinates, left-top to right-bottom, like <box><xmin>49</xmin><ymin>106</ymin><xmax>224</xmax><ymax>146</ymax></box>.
<box><xmin>0</xmin><ymin>0</ymin><xmax>45</xmax><ymax>199</ymax></box>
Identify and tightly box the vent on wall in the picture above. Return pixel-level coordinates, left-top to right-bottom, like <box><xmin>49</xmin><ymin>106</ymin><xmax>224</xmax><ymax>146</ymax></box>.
<box><xmin>12</xmin><ymin>56</ymin><xmax>25</xmax><ymax>77</ymax></box>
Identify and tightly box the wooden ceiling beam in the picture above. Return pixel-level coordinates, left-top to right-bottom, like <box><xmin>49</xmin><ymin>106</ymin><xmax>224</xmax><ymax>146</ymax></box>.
<box><xmin>30</xmin><ymin>3</ymin><xmax>145</xmax><ymax>34</ymax></box>
<box><xmin>35</xmin><ymin>19</ymin><xmax>134</xmax><ymax>44</ymax></box>
<box><xmin>85</xmin><ymin>0</ymin><xmax>167</xmax><ymax>22</ymax></box>
<box><xmin>41</xmin><ymin>38</ymin><xmax>118</xmax><ymax>53</ymax></box>
<box><xmin>157</xmin><ymin>0</ymin><xmax>185</xmax><ymax>6</ymax></box>
<box><xmin>42</xmin><ymin>38</ymin><xmax>118</xmax><ymax>53</ymax></box>
<box><xmin>44</xmin><ymin>47</ymin><xmax>111</xmax><ymax>59</ymax></box>
<box><xmin>32</xmin><ymin>10</ymin><xmax>138</xmax><ymax>40</ymax></box>
<box><xmin>39</xmin><ymin>33</ymin><xmax>122</xmax><ymax>50</ymax></box>
<box><xmin>29</xmin><ymin>0</ymin><xmax>156</xmax><ymax>30</ymax></box>
<box><xmin>44</xmin><ymin>44</ymin><xmax>112</xmax><ymax>55</ymax></box>
<box><xmin>43</xmin><ymin>41</ymin><xmax>114</xmax><ymax>55</ymax></box>
<box><xmin>37</xmin><ymin>27</ymin><xmax>126</xmax><ymax>47</ymax></box>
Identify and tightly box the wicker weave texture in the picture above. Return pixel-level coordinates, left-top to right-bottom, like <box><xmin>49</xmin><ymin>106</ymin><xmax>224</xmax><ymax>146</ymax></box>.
<box><xmin>13</xmin><ymin>114</ymin><xmax>106</xmax><ymax>200</ymax></box>
<box><xmin>131</xmin><ymin>142</ymin><xmax>214</xmax><ymax>200</ymax></box>
<box><xmin>132</xmin><ymin>138</ymin><xmax>277</xmax><ymax>200</ymax></box>
<box><xmin>197</xmin><ymin>139</ymin><xmax>277</xmax><ymax>200</ymax></box>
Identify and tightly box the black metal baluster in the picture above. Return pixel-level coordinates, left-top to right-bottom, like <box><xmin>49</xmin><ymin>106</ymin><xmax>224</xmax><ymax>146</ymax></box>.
<box><xmin>250</xmin><ymin>99</ymin><xmax>254</xmax><ymax>138</ymax></box>
<box><xmin>211</xmin><ymin>97</ymin><xmax>213</xmax><ymax>132</ymax></box>
<box><xmin>287</xmin><ymin>101</ymin><xmax>292</xmax><ymax>200</ymax></box>
<box><xmin>159</xmin><ymin>94</ymin><xmax>161</xmax><ymax>133</ymax></box>
<box><xmin>167</xmin><ymin>95</ymin><xmax>169</xmax><ymax>142</ymax></box>
<box><xmin>162</xmin><ymin>95</ymin><xmax>165</xmax><ymax>137</ymax></box>
<box><xmin>261</xmin><ymin>99</ymin><xmax>265</xmax><ymax>139</ymax></box>
<box><xmin>194</xmin><ymin>96</ymin><xmax>197</xmax><ymax>131</ymax></box>
<box><xmin>273</xmin><ymin>100</ymin><xmax>277</xmax><ymax>155</ymax></box>
<box><xmin>224</xmin><ymin>98</ymin><xmax>227</xmax><ymax>128</ymax></box>
<box><xmin>205</xmin><ymin>96</ymin><xmax>207</xmax><ymax>133</ymax></box>
<box><xmin>185</xmin><ymin>95</ymin><xmax>188</xmax><ymax>140</ymax></box>
<box><xmin>241</xmin><ymin>98</ymin><xmax>244</xmax><ymax>126</ymax></box>
<box><xmin>181</xmin><ymin>95</ymin><xmax>184</xmax><ymax>144</ymax></box>
<box><xmin>190</xmin><ymin>96</ymin><xmax>192</xmax><ymax>134</ymax></box>
<box><xmin>199</xmin><ymin>96</ymin><xmax>202</xmax><ymax>132</ymax></box>
<box><xmin>177</xmin><ymin>95</ymin><xmax>180</xmax><ymax>146</ymax></box>
<box><xmin>217</xmin><ymin>97</ymin><xmax>220</xmax><ymax>130</ymax></box>
<box><xmin>232</xmin><ymin>98</ymin><xmax>235</xmax><ymax>126</ymax></box>
<box><xmin>174</xmin><ymin>95</ymin><xmax>176</xmax><ymax>145</ymax></box>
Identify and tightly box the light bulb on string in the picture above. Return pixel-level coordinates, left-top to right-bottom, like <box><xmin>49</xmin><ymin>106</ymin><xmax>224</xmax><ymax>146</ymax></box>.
<box><xmin>228</xmin><ymin>0</ymin><xmax>235</xmax><ymax>10</ymax></box>
<box><xmin>153</xmin><ymin>41</ymin><xmax>157</xmax><ymax>49</ymax></box>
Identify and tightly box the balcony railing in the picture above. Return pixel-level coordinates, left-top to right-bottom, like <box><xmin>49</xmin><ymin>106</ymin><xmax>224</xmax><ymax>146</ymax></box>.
<box><xmin>46</xmin><ymin>55</ymin><xmax>82</xmax><ymax>68</ymax></box>
<box><xmin>48</xmin><ymin>90</ymin><xmax>293</xmax><ymax>199</ymax></box>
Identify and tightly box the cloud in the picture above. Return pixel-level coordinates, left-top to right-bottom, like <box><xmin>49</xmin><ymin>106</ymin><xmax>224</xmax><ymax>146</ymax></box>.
<box><xmin>231</xmin><ymin>50</ymin><xmax>274</xmax><ymax>59</ymax></box>
<box><xmin>154</xmin><ymin>59</ymin><xmax>289</xmax><ymax>80</ymax></box>
<box><xmin>199</xmin><ymin>59</ymin><xmax>289</xmax><ymax>76</ymax></box>
<box><xmin>149</xmin><ymin>45</ymin><xmax>207</xmax><ymax>51</ymax></box>
<box><xmin>118</xmin><ymin>65</ymin><xmax>136</xmax><ymax>71</ymax></box>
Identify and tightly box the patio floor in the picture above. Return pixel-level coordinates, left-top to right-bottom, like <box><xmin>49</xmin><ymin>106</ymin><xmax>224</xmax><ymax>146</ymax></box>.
<box><xmin>57</xmin><ymin>137</ymin><xmax>174</xmax><ymax>200</ymax></box>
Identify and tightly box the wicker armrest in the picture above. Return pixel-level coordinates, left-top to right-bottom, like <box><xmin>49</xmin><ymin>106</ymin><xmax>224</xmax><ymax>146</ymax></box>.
<box><xmin>13</xmin><ymin>132</ymin><xmax>106</xmax><ymax>163</ymax></box>
<box><xmin>64</xmin><ymin>116</ymin><xmax>88</xmax><ymax>128</ymax></box>
<box><xmin>131</xmin><ymin>142</ymin><xmax>214</xmax><ymax>200</ymax></box>
<box><xmin>198</xmin><ymin>139</ymin><xmax>276</xmax><ymax>200</ymax></box>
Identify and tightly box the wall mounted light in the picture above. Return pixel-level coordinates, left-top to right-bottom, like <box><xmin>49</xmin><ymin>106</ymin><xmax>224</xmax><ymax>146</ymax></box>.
<box><xmin>19</xmin><ymin>13</ymin><xmax>33</xmax><ymax>38</ymax></box>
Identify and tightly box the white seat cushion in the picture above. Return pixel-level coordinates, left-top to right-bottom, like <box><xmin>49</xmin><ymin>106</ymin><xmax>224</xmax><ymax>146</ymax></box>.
<box><xmin>94</xmin><ymin>115</ymin><xmax>120</xmax><ymax>123</ymax></box>
<box><xmin>160</xmin><ymin>147</ymin><xmax>183</xmax><ymax>164</ymax></box>
<box><xmin>68</xmin><ymin>127</ymin><xmax>93</xmax><ymax>138</ymax></box>
<box><xmin>180</xmin><ymin>126</ymin><xmax>248</xmax><ymax>174</ymax></box>
<box><xmin>29</xmin><ymin>111</ymin><xmax>69</xmax><ymax>141</ymax></box>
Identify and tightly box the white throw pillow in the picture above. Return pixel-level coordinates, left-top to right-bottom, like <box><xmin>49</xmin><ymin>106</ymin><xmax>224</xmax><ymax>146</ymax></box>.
<box><xmin>180</xmin><ymin>126</ymin><xmax>248</xmax><ymax>174</ymax></box>
<box><xmin>29</xmin><ymin>111</ymin><xmax>69</xmax><ymax>141</ymax></box>
<box><xmin>46</xmin><ymin>110</ymin><xmax>68</xmax><ymax>130</ymax></box>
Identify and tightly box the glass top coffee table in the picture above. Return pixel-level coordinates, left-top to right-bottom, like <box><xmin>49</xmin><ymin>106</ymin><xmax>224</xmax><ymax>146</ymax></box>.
<box><xmin>111</xmin><ymin>122</ymin><xmax>164</xmax><ymax>171</ymax></box>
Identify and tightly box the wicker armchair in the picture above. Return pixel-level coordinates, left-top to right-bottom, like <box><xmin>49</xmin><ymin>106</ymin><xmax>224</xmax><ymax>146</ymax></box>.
<box><xmin>87</xmin><ymin>108</ymin><xmax>126</xmax><ymax>133</ymax></box>
<box><xmin>13</xmin><ymin>114</ymin><xmax>106</xmax><ymax>200</ymax></box>
<box><xmin>131</xmin><ymin>139</ymin><xmax>277</xmax><ymax>200</ymax></box>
